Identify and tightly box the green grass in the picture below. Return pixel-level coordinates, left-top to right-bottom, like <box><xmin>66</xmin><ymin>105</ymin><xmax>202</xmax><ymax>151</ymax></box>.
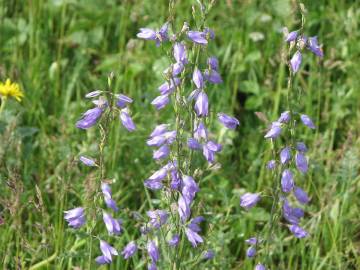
<box><xmin>0</xmin><ymin>0</ymin><xmax>360</xmax><ymax>269</ymax></box>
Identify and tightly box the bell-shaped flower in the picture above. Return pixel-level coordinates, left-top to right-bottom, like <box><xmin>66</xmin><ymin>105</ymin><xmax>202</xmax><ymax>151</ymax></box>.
<box><xmin>194</xmin><ymin>91</ymin><xmax>208</xmax><ymax>117</ymax></box>
<box><xmin>120</xmin><ymin>108</ymin><xmax>136</xmax><ymax>132</ymax></box>
<box><xmin>290</xmin><ymin>51</ymin><xmax>302</xmax><ymax>73</ymax></box>
<box><xmin>64</xmin><ymin>207</ymin><xmax>86</xmax><ymax>229</ymax></box>
<box><xmin>240</xmin><ymin>193</ymin><xmax>261</xmax><ymax>210</ymax></box>
<box><xmin>76</xmin><ymin>107</ymin><xmax>103</xmax><ymax>129</ymax></box>
<box><xmin>121</xmin><ymin>241</ymin><xmax>137</xmax><ymax>259</ymax></box>
<box><xmin>281</xmin><ymin>169</ymin><xmax>294</xmax><ymax>193</ymax></box>
<box><xmin>103</xmin><ymin>212</ymin><xmax>122</xmax><ymax>235</ymax></box>
<box><xmin>218</xmin><ymin>113</ymin><xmax>239</xmax><ymax>129</ymax></box>
<box><xmin>187</xmin><ymin>31</ymin><xmax>207</xmax><ymax>45</ymax></box>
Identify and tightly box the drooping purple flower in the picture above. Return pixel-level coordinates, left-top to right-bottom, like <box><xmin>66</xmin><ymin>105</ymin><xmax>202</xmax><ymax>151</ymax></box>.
<box><xmin>203</xmin><ymin>250</ymin><xmax>215</xmax><ymax>260</ymax></box>
<box><xmin>158</xmin><ymin>77</ymin><xmax>181</xmax><ymax>95</ymax></box>
<box><xmin>266</xmin><ymin>160</ymin><xmax>276</xmax><ymax>170</ymax></box>
<box><xmin>245</xmin><ymin>237</ymin><xmax>258</xmax><ymax>245</ymax></box>
<box><xmin>120</xmin><ymin>109</ymin><xmax>136</xmax><ymax>132</ymax></box>
<box><xmin>202</xmin><ymin>144</ymin><xmax>215</xmax><ymax>163</ymax></box>
<box><xmin>147</xmin><ymin>241</ymin><xmax>160</xmax><ymax>262</ymax></box>
<box><xmin>103</xmin><ymin>212</ymin><xmax>122</xmax><ymax>235</ymax></box>
<box><xmin>282</xmin><ymin>199</ymin><xmax>300</xmax><ymax>224</ymax></box>
<box><xmin>178</xmin><ymin>194</ymin><xmax>191</xmax><ymax>223</ymax></box>
<box><xmin>294</xmin><ymin>186</ymin><xmax>310</xmax><ymax>204</ymax></box>
<box><xmin>151</xmin><ymin>94</ymin><xmax>170</xmax><ymax>110</ymax></box>
<box><xmin>96</xmin><ymin>240</ymin><xmax>118</xmax><ymax>265</ymax></box>
<box><xmin>194</xmin><ymin>91</ymin><xmax>208</xmax><ymax>117</ymax></box>
<box><xmin>208</xmin><ymin>56</ymin><xmax>219</xmax><ymax>70</ymax></box>
<box><xmin>147</xmin><ymin>167</ymin><xmax>168</xmax><ymax>182</ymax></box>
<box><xmin>116</xmin><ymin>94</ymin><xmax>133</xmax><ymax>108</ymax></box>
<box><xmin>289</xmin><ymin>225</ymin><xmax>308</xmax><ymax>238</ymax></box>
<box><xmin>137</xmin><ymin>23</ymin><xmax>168</xmax><ymax>46</ymax></box>
<box><xmin>281</xmin><ymin>169</ymin><xmax>294</xmax><ymax>193</ymax></box>
<box><xmin>170</xmin><ymin>169</ymin><xmax>182</xmax><ymax>190</ymax></box>
<box><xmin>194</xmin><ymin>121</ymin><xmax>208</xmax><ymax>140</ymax></box>
<box><xmin>295</xmin><ymin>152</ymin><xmax>308</xmax><ymax>173</ymax></box>
<box><xmin>182</xmin><ymin>175</ymin><xmax>200</xmax><ymax>203</ymax></box>
<box><xmin>290</xmin><ymin>51</ymin><xmax>302</xmax><ymax>73</ymax></box>
<box><xmin>218</xmin><ymin>113</ymin><xmax>240</xmax><ymax>129</ymax></box>
<box><xmin>101</xmin><ymin>184</ymin><xmax>119</xmax><ymax>212</ymax></box>
<box><xmin>296</xmin><ymin>142</ymin><xmax>308</xmax><ymax>153</ymax></box>
<box><xmin>147</xmin><ymin>210</ymin><xmax>168</xmax><ymax>229</ymax></box>
<box><xmin>264</xmin><ymin>122</ymin><xmax>282</xmax><ymax>139</ymax></box>
<box><xmin>79</xmin><ymin>156</ymin><xmax>96</xmax><ymax>167</ymax></box>
<box><xmin>240</xmin><ymin>193</ymin><xmax>261</xmax><ymax>210</ymax></box>
<box><xmin>76</xmin><ymin>107</ymin><xmax>103</xmax><ymax>129</ymax></box>
<box><xmin>104</xmin><ymin>195</ymin><xmax>119</xmax><ymax>212</ymax></box>
<box><xmin>285</xmin><ymin>30</ymin><xmax>298</xmax><ymax>42</ymax></box>
<box><xmin>137</xmin><ymin>28</ymin><xmax>156</xmax><ymax>40</ymax></box>
<box><xmin>168</xmin><ymin>234</ymin><xmax>180</xmax><ymax>247</ymax></box>
<box><xmin>188</xmin><ymin>216</ymin><xmax>205</xmax><ymax>233</ymax></box>
<box><xmin>64</xmin><ymin>207</ymin><xmax>86</xmax><ymax>229</ymax></box>
<box><xmin>193</xmin><ymin>68</ymin><xmax>204</xmax><ymax>89</ymax></box>
<box><xmin>206</xmin><ymin>141</ymin><xmax>222</xmax><ymax>153</ymax></box>
<box><xmin>173</xmin><ymin>42</ymin><xmax>188</xmax><ymax>64</ymax></box>
<box><xmin>164</xmin><ymin>62</ymin><xmax>184</xmax><ymax>76</ymax></box>
<box><xmin>150</xmin><ymin>124</ymin><xmax>168</xmax><ymax>138</ymax></box>
<box><xmin>121</xmin><ymin>241</ymin><xmax>137</xmax><ymax>259</ymax></box>
<box><xmin>153</xmin><ymin>144</ymin><xmax>170</xmax><ymax>160</ymax></box>
<box><xmin>187</xmin><ymin>138</ymin><xmax>202</xmax><ymax>150</ymax></box>
<box><xmin>188</xmin><ymin>89</ymin><xmax>201</xmax><ymax>101</ymax></box>
<box><xmin>144</xmin><ymin>178</ymin><xmax>163</xmax><ymax>190</ymax></box>
<box><xmin>246</xmin><ymin>246</ymin><xmax>256</xmax><ymax>258</ymax></box>
<box><xmin>280</xmin><ymin>147</ymin><xmax>291</xmax><ymax>164</ymax></box>
<box><xmin>164</xmin><ymin>130</ymin><xmax>177</xmax><ymax>144</ymax></box>
<box><xmin>85</xmin><ymin>90</ymin><xmax>102</xmax><ymax>98</ymax></box>
<box><xmin>255</xmin><ymin>263</ymin><xmax>266</xmax><ymax>270</ymax></box>
<box><xmin>307</xmin><ymin>36</ymin><xmax>323</xmax><ymax>57</ymax></box>
<box><xmin>204</xmin><ymin>69</ymin><xmax>223</xmax><ymax>84</ymax></box>
<box><xmin>278</xmin><ymin>111</ymin><xmax>291</xmax><ymax>124</ymax></box>
<box><xmin>293</xmin><ymin>207</ymin><xmax>304</xmax><ymax>219</ymax></box>
<box><xmin>185</xmin><ymin>227</ymin><xmax>203</xmax><ymax>247</ymax></box>
<box><xmin>300</xmin><ymin>114</ymin><xmax>316</xmax><ymax>129</ymax></box>
<box><xmin>147</xmin><ymin>135</ymin><xmax>167</xmax><ymax>147</ymax></box>
<box><xmin>187</xmin><ymin>31</ymin><xmax>207</xmax><ymax>45</ymax></box>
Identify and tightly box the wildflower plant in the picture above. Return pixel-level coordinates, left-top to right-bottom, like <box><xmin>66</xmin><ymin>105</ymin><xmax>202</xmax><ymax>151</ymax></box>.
<box><xmin>0</xmin><ymin>78</ymin><xmax>23</xmax><ymax>116</ymax></box>
<box><xmin>124</xmin><ymin>1</ymin><xmax>239</xmax><ymax>269</ymax></box>
<box><xmin>239</xmin><ymin>3</ymin><xmax>323</xmax><ymax>269</ymax></box>
<box><xmin>64</xmin><ymin>73</ymin><xmax>136</xmax><ymax>266</ymax></box>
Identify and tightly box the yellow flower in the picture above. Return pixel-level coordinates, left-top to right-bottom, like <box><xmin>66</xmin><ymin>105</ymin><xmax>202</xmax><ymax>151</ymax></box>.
<box><xmin>0</xmin><ymin>78</ymin><xmax>24</xmax><ymax>102</ymax></box>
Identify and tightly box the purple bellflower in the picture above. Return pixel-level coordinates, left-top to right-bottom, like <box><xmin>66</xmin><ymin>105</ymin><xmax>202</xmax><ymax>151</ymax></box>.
<box><xmin>151</xmin><ymin>94</ymin><xmax>170</xmax><ymax>110</ymax></box>
<box><xmin>120</xmin><ymin>108</ymin><xmax>136</xmax><ymax>131</ymax></box>
<box><xmin>187</xmin><ymin>31</ymin><xmax>208</xmax><ymax>44</ymax></box>
<box><xmin>240</xmin><ymin>193</ymin><xmax>261</xmax><ymax>210</ymax></box>
<box><xmin>121</xmin><ymin>241</ymin><xmax>137</xmax><ymax>259</ymax></box>
<box><xmin>280</xmin><ymin>147</ymin><xmax>291</xmax><ymax>164</ymax></box>
<box><xmin>168</xmin><ymin>234</ymin><xmax>180</xmax><ymax>247</ymax></box>
<box><xmin>147</xmin><ymin>210</ymin><xmax>168</xmax><ymax>229</ymax></box>
<box><xmin>193</xmin><ymin>68</ymin><xmax>205</xmax><ymax>89</ymax></box>
<box><xmin>103</xmin><ymin>212</ymin><xmax>122</xmax><ymax>235</ymax></box>
<box><xmin>294</xmin><ymin>186</ymin><xmax>310</xmax><ymax>204</ymax></box>
<box><xmin>116</xmin><ymin>94</ymin><xmax>133</xmax><ymax>108</ymax></box>
<box><xmin>64</xmin><ymin>207</ymin><xmax>86</xmax><ymax>229</ymax></box>
<box><xmin>195</xmin><ymin>91</ymin><xmax>209</xmax><ymax>117</ymax></box>
<box><xmin>185</xmin><ymin>227</ymin><xmax>203</xmax><ymax>247</ymax></box>
<box><xmin>264</xmin><ymin>122</ymin><xmax>282</xmax><ymax>139</ymax></box>
<box><xmin>147</xmin><ymin>241</ymin><xmax>160</xmax><ymax>262</ymax></box>
<box><xmin>246</xmin><ymin>246</ymin><xmax>256</xmax><ymax>258</ymax></box>
<box><xmin>217</xmin><ymin>113</ymin><xmax>240</xmax><ymax>129</ymax></box>
<box><xmin>289</xmin><ymin>224</ymin><xmax>308</xmax><ymax>238</ymax></box>
<box><xmin>295</xmin><ymin>152</ymin><xmax>308</xmax><ymax>173</ymax></box>
<box><xmin>300</xmin><ymin>114</ymin><xmax>315</xmax><ymax>129</ymax></box>
<box><xmin>95</xmin><ymin>240</ymin><xmax>118</xmax><ymax>264</ymax></box>
<box><xmin>290</xmin><ymin>51</ymin><xmax>302</xmax><ymax>73</ymax></box>
<box><xmin>79</xmin><ymin>156</ymin><xmax>96</xmax><ymax>167</ymax></box>
<box><xmin>76</xmin><ymin>107</ymin><xmax>103</xmax><ymax>129</ymax></box>
<box><xmin>281</xmin><ymin>169</ymin><xmax>294</xmax><ymax>193</ymax></box>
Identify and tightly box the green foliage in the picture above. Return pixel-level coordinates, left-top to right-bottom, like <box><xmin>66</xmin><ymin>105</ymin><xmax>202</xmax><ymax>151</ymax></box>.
<box><xmin>0</xmin><ymin>0</ymin><xmax>359</xmax><ymax>269</ymax></box>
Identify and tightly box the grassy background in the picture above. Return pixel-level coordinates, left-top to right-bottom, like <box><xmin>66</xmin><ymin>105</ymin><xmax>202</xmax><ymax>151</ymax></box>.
<box><xmin>0</xmin><ymin>0</ymin><xmax>359</xmax><ymax>269</ymax></box>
